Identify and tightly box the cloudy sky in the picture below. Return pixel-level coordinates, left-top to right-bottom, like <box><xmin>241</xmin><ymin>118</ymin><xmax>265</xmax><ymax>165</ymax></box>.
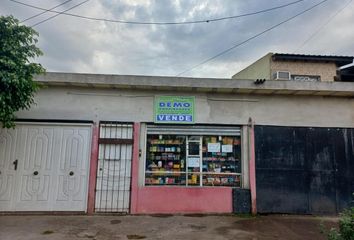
<box><xmin>1</xmin><ymin>0</ymin><xmax>353</xmax><ymax>78</ymax></box>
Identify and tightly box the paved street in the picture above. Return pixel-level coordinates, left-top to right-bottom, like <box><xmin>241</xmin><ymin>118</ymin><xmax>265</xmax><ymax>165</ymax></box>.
<box><xmin>0</xmin><ymin>214</ymin><xmax>338</xmax><ymax>240</ymax></box>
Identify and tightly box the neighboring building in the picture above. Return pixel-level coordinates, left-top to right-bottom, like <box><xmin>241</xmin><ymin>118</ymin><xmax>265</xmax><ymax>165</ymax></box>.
<box><xmin>1</xmin><ymin>66</ymin><xmax>354</xmax><ymax>215</ymax></box>
<box><xmin>340</xmin><ymin>65</ymin><xmax>354</xmax><ymax>81</ymax></box>
<box><xmin>232</xmin><ymin>53</ymin><xmax>353</xmax><ymax>82</ymax></box>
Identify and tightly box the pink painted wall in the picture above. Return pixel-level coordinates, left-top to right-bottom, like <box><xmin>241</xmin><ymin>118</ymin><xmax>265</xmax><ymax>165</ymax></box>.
<box><xmin>130</xmin><ymin>123</ymin><xmax>140</xmax><ymax>214</ymax></box>
<box><xmin>134</xmin><ymin>187</ymin><xmax>232</xmax><ymax>214</ymax></box>
<box><xmin>248</xmin><ymin>118</ymin><xmax>257</xmax><ymax>214</ymax></box>
<box><xmin>87</xmin><ymin>123</ymin><xmax>99</xmax><ymax>214</ymax></box>
<box><xmin>130</xmin><ymin>122</ymin><xmax>233</xmax><ymax>214</ymax></box>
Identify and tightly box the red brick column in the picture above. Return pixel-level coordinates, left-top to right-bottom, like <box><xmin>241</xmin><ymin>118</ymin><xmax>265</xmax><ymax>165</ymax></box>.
<box><xmin>87</xmin><ymin>123</ymin><xmax>99</xmax><ymax>214</ymax></box>
<box><xmin>130</xmin><ymin>122</ymin><xmax>140</xmax><ymax>214</ymax></box>
<box><xmin>248</xmin><ymin>118</ymin><xmax>257</xmax><ymax>215</ymax></box>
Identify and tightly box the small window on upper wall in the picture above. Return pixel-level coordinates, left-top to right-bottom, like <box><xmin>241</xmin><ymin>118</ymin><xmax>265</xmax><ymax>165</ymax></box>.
<box><xmin>291</xmin><ymin>75</ymin><xmax>320</xmax><ymax>82</ymax></box>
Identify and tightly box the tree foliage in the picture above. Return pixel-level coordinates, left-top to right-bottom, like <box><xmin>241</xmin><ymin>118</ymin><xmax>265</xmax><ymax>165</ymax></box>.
<box><xmin>327</xmin><ymin>207</ymin><xmax>354</xmax><ymax>240</ymax></box>
<box><xmin>0</xmin><ymin>15</ymin><xmax>45</xmax><ymax>128</ymax></box>
<box><xmin>322</xmin><ymin>195</ymin><xmax>354</xmax><ymax>240</ymax></box>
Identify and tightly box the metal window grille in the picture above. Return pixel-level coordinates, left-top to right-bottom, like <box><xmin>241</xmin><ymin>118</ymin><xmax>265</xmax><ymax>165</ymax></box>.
<box><xmin>95</xmin><ymin>122</ymin><xmax>133</xmax><ymax>213</ymax></box>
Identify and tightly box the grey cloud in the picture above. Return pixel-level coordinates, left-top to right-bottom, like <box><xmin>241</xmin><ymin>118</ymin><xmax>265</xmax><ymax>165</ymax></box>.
<box><xmin>1</xmin><ymin>0</ymin><xmax>353</xmax><ymax>77</ymax></box>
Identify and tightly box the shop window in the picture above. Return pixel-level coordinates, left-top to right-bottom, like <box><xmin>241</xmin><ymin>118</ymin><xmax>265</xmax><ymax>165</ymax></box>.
<box><xmin>202</xmin><ymin>136</ymin><xmax>241</xmax><ymax>187</ymax></box>
<box><xmin>145</xmin><ymin>135</ymin><xmax>187</xmax><ymax>185</ymax></box>
<box><xmin>145</xmin><ymin>134</ymin><xmax>241</xmax><ymax>187</ymax></box>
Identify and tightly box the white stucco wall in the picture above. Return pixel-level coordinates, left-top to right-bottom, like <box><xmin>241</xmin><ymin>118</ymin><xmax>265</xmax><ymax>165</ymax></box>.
<box><xmin>232</xmin><ymin>53</ymin><xmax>272</xmax><ymax>80</ymax></box>
<box><xmin>16</xmin><ymin>86</ymin><xmax>354</xmax><ymax>128</ymax></box>
<box><xmin>14</xmin><ymin>85</ymin><xmax>354</xmax><ymax>190</ymax></box>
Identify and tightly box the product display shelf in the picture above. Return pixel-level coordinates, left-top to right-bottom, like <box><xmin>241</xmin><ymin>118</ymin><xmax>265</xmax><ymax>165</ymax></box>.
<box><xmin>201</xmin><ymin>172</ymin><xmax>241</xmax><ymax>175</ymax></box>
<box><xmin>146</xmin><ymin>136</ymin><xmax>186</xmax><ymax>186</ymax></box>
<box><xmin>148</xmin><ymin>158</ymin><xmax>181</xmax><ymax>161</ymax></box>
<box><xmin>145</xmin><ymin>171</ymin><xmax>187</xmax><ymax>174</ymax></box>
<box><xmin>203</xmin><ymin>183</ymin><xmax>240</xmax><ymax>187</ymax></box>
<box><xmin>202</xmin><ymin>173</ymin><xmax>241</xmax><ymax>187</ymax></box>
<box><xmin>201</xmin><ymin>137</ymin><xmax>241</xmax><ymax>187</ymax></box>
<box><xmin>202</xmin><ymin>159</ymin><xmax>240</xmax><ymax>162</ymax></box>
<box><xmin>149</xmin><ymin>143</ymin><xmax>183</xmax><ymax>145</ymax></box>
<box><xmin>145</xmin><ymin>171</ymin><xmax>186</xmax><ymax>185</ymax></box>
<box><xmin>149</xmin><ymin>140</ymin><xmax>184</xmax><ymax>145</ymax></box>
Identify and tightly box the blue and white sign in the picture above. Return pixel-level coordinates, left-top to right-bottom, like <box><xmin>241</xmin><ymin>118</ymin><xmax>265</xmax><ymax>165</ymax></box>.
<box><xmin>154</xmin><ymin>96</ymin><xmax>195</xmax><ymax>124</ymax></box>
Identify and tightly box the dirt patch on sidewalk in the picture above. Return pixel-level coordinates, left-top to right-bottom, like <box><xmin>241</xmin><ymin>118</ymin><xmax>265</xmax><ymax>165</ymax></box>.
<box><xmin>0</xmin><ymin>214</ymin><xmax>338</xmax><ymax>240</ymax></box>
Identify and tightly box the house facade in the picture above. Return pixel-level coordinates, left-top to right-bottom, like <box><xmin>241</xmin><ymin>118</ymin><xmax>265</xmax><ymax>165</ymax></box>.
<box><xmin>1</xmin><ymin>55</ymin><xmax>354</xmax><ymax>214</ymax></box>
<box><xmin>232</xmin><ymin>53</ymin><xmax>353</xmax><ymax>82</ymax></box>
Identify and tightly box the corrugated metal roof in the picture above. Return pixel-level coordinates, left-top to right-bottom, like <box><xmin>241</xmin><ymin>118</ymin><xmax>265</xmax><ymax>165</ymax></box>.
<box><xmin>272</xmin><ymin>53</ymin><xmax>353</xmax><ymax>67</ymax></box>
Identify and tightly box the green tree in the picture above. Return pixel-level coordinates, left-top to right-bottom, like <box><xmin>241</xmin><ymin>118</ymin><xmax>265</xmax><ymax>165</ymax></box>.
<box><xmin>0</xmin><ymin>15</ymin><xmax>45</xmax><ymax>128</ymax></box>
<box><xmin>322</xmin><ymin>194</ymin><xmax>354</xmax><ymax>240</ymax></box>
<box><xmin>327</xmin><ymin>207</ymin><xmax>354</xmax><ymax>240</ymax></box>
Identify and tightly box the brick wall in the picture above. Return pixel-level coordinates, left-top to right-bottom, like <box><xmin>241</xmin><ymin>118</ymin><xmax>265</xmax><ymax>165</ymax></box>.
<box><xmin>271</xmin><ymin>61</ymin><xmax>337</xmax><ymax>82</ymax></box>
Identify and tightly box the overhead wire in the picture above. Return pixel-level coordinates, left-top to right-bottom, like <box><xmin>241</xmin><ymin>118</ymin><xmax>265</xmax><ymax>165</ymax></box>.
<box><xmin>9</xmin><ymin>0</ymin><xmax>337</xmax><ymax>76</ymax></box>
<box><xmin>30</xmin><ymin>0</ymin><xmax>90</xmax><ymax>27</ymax></box>
<box><xmin>20</xmin><ymin>0</ymin><xmax>73</xmax><ymax>23</ymax></box>
<box><xmin>293</xmin><ymin>0</ymin><xmax>352</xmax><ymax>53</ymax></box>
<box><xmin>175</xmin><ymin>0</ymin><xmax>329</xmax><ymax>77</ymax></box>
<box><xmin>9</xmin><ymin>0</ymin><xmax>305</xmax><ymax>25</ymax></box>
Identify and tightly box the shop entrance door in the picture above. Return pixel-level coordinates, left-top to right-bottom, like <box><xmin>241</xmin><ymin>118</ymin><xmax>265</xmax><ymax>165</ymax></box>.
<box><xmin>95</xmin><ymin>122</ymin><xmax>133</xmax><ymax>213</ymax></box>
<box><xmin>186</xmin><ymin>136</ymin><xmax>202</xmax><ymax>186</ymax></box>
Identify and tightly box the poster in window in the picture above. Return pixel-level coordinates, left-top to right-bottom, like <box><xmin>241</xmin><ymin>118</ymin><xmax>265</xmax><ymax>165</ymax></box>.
<box><xmin>222</xmin><ymin>144</ymin><xmax>233</xmax><ymax>153</ymax></box>
<box><xmin>208</xmin><ymin>143</ymin><xmax>220</xmax><ymax>152</ymax></box>
<box><xmin>188</xmin><ymin>157</ymin><xmax>200</xmax><ymax>167</ymax></box>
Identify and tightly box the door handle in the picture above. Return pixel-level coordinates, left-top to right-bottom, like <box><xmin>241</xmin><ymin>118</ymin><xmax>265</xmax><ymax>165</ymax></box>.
<box><xmin>33</xmin><ymin>171</ymin><xmax>39</xmax><ymax>176</ymax></box>
<box><xmin>13</xmin><ymin>159</ymin><xmax>18</xmax><ymax>171</ymax></box>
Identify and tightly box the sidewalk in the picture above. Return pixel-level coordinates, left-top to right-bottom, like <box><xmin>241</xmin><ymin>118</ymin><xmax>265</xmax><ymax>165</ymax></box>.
<box><xmin>0</xmin><ymin>214</ymin><xmax>338</xmax><ymax>240</ymax></box>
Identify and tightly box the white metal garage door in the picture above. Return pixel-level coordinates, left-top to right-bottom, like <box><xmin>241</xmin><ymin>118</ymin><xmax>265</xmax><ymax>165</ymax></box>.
<box><xmin>0</xmin><ymin>123</ymin><xmax>91</xmax><ymax>212</ymax></box>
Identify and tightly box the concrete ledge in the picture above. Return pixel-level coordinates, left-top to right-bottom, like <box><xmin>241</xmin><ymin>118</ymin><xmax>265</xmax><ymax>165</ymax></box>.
<box><xmin>35</xmin><ymin>72</ymin><xmax>354</xmax><ymax>97</ymax></box>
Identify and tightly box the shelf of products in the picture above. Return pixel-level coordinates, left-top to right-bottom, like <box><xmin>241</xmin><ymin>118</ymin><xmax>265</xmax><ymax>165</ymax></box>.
<box><xmin>145</xmin><ymin>134</ymin><xmax>241</xmax><ymax>187</ymax></box>
<box><xmin>200</xmin><ymin>136</ymin><xmax>241</xmax><ymax>187</ymax></box>
<box><xmin>145</xmin><ymin>171</ymin><xmax>186</xmax><ymax>185</ymax></box>
<box><xmin>202</xmin><ymin>173</ymin><xmax>241</xmax><ymax>186</ymax></box>
<box><xmin>145</xmin><ymin>135</ymin><xmax>186</xmax><ymax>186</ymax></box>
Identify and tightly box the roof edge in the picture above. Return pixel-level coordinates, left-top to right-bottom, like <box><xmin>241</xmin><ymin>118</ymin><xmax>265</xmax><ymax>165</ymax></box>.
<box><xmin>272</xmin><ymin>53</ymin><xmax>353</xmax><ymax>67</ymax></box>
<box><xmin>35</xmin><ymin>72</ymin><xmax>354</xmax><ymax>97</ymax></box>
